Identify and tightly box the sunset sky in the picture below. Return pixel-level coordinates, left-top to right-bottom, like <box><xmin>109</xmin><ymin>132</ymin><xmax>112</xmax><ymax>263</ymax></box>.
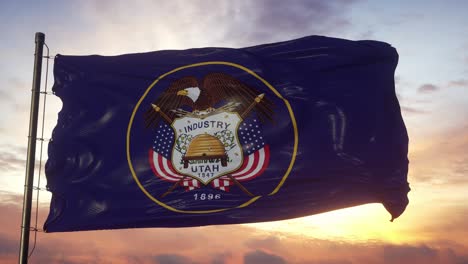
<box><xmin>1</xmin><ymin>0</ymin><xmax>468</xmax><ymax>263</ymax></box>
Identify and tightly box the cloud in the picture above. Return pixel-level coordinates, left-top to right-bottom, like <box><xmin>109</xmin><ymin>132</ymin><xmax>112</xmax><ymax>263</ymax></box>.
<box><xmin>220</xmin><ymin>0</ymin><xmax>357</xmax><ymax>45</ymax></box>
<box><xmin>409</xmin><ymin>122</ymin><xmax>468</xmax><ymax>185</ymax></box>
<box><xmin>0</xmin><ymin>145</ymin><xmax>28</xmax><ymax>172</ymax></box>
<box><xmin>408</xmin><ymin>205</ymin><xmax>468</xmax><ymax>247</ymax></box>
<box><xmin>357</xmin><ymin>30</ymin><xmax>374</xmax><ymax>39</ymax></box>
<box><xmin>448</xmin><ymin>79</ymin><xmax>468</xmax><ymax>87</ymax></box>
<box><xmin>60</xmin><ymin>0</ymin><xmax>360</xmax><ymax>55</ymax></box>
<box><xmin>244</xmin><ymin>250</ymin><xmax>287</xmax><ymax>264</ymax></box>
<box><xmin>0</xmin><ymin>144</ymin><xmax>45</xmax><ymax>187</ymax></box>
<box><xmin>0</xmin><ymin>191</ymin><xmax>24</xmax><ymax>207</ymax></box>
<box><xmin>245</xmin><ymin>236</ymin><xmax>282</xmax><ymax>251</ymax></box>
<box><xmin>397</xmin><ymin>78</ymin><xmax>466</xmax><ymax>120</ymax></box>
<box><xmin>418</xmin><ymin>84</ymin><xmax>439</xmax><ymax>93</ymax></box>
<box><xmin>308</xmin><ymin>261</ymin><xmax>352</xmax><ymax>264</ymax></box>
<box><xmin>0</xmin><ymin>233</ymin><xmax>17</xmax><ymax>256</ymax></box>
<box><xmin>0</xmin><ymin>194</ymin><xmax>468</xmax><ymax>264</ymax></box>
<box><xmin>0</xmin><ymin>78</ymin><xmax>33</xmax><ymax>129</ymax></box>
<box><xmin>0</xmin><ymin>88</ymin><xmax>13</xmax><ymax>104</ymax></box>
<box><xmin>1</xmin><ymin>78</ymin><xmax>29</xmax><ymax>102</ymax></box>
<box><xmin>154</xmin><ymin>254</ymin><xmax>197</xmax><ymax>264</ymax></box>
<box><xmin>383</xmin><ymin>244</ymin><xmax>437</xmax><ymax>263</ymax></box>
<box><xmin>382</xmin><ymin>244</ymin><xmax>468</xmax><ymax>264</ymax></box>
<box><xmin>0</xmin><ymin>143</ymin><xmax>49</xmax><ymax>195</ymax></box>
<box><xmin>453</xmin><ymin>157</ymin><xmax>468</xmax><ymax>177</ymax></box>
<box><xmin>210</xmin><ymin>252</ymin><xmax>232</xmax><ymax>264</ymax></box>
<box><xmin>394</xmin><ymin>78</ymin><xmax>432</xmax><ymax>115</ymax></box>
<box><xmin>401</xmin><ymin>106</ymin><xmax>426</xmax><ymax>115</ymax></box>
<box><xmin>414</xmin><ymin>80</ymin><xmax>467</xmax><ymax>95</ymax></box>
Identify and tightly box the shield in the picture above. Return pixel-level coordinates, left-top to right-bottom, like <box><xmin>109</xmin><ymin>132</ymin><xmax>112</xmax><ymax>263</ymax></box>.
<box><xmin>170</xmin><ymin>111</ymin><xmax>243</xmax><ymax>184</ymax></box>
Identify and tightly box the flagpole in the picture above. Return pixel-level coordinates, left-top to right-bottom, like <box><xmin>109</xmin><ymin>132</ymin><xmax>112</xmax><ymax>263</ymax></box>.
<box><xmin>19</xmin><ymin>32</ymin><xmax>45</xmax><ymax>264</ymax></box>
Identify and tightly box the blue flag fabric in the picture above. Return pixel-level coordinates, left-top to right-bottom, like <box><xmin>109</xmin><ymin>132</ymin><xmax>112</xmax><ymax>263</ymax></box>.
<box><xmin>44</xmin><ymin>36</ymin><xmax>409</xmax><ymax>232</ymax></box>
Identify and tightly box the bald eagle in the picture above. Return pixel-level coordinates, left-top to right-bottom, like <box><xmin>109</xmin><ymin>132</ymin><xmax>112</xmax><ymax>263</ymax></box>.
<box><xmin>144</xmin><ymin>73</ymin><xmax>274</xmax><ymax>128</ymax></box>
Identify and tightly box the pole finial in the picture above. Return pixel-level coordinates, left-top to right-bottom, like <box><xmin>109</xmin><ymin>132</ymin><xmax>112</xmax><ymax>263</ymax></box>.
<box><xmin>35</xmin><ymin>32</ymin><xmax>45</xmax><ymax>43</ymax></box>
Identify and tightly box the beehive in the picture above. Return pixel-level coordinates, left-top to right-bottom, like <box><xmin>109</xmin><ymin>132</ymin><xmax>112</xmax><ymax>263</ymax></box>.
<box><xmin>185</xmin><ymin>134</ymin><xmax>226</xmax><ymax>158</ymax></box>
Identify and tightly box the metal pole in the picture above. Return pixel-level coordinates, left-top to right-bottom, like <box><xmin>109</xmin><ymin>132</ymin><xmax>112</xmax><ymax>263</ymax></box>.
<box><xmin>19</xmin><ymin>32</ymin><xmax>45</xmax><ymax>264</ymax></box>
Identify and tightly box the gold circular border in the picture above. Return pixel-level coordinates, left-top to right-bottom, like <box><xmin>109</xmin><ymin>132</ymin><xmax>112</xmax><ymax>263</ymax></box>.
<box><xmin>127</xmin><ymin>61</ymin><xmax>298</xmax><ymax>213</ymax></box>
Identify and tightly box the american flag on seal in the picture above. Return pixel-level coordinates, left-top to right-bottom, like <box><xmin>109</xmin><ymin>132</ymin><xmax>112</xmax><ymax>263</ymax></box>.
<box><xmin>149</xmin><ymin>118</ymin><xmax>270</xmax><ymax>192</ymax></box>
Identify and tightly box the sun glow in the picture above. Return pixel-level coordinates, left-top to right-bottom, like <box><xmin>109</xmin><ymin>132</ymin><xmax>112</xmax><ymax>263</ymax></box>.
<box><xmin>248</xmin><ymin>203</ymin><xmax>415</xmax><ymax>244</ymax></box>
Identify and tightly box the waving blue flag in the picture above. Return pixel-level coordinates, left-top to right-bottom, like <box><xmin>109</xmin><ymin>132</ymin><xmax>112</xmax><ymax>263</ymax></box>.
<box><xmin>44</xmin><ymin>36</ymin><xmax>409</xmax><ymax>232</ymax></box>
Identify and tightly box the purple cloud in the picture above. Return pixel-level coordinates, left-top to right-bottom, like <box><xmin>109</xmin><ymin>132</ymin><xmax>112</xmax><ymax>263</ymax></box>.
<box><xmin>210</xmin><ymin>252</ymin><xmax>232</xmax><ymax>264</ymax></box>
<box><xmin>81</xmin><ymin>0</ymin><xmax>360</xmax><ymax>51</ymax></box>
<box><xmin>245</xmin><ymin>236</ymin><xmax>282</xmax><ymax>251</ymax></box>
<box><xmin>448</xmin><ymin>79</ymin><xmax>468</xmax><ymax>87</ymax></box>
<box><xmin>418</xmin><ymin>84</ymin><xmax>439</xmax><ymax>93</ymax></box>
<box><xmin>154</xmin><ymin>254</ymin><xmax>197</xmax><ymax>264</ymax></box>
<box><xmin>0</xmin><ymin>145</ymin><xmax>43</xmax><ymax>174</ymax></box>
<box><xmin>401</xmin><ymin>106</ymin><xmax>426</xmax><ymax>115</ymax></box>
<box><xmin>383</xmin><ymin>244</ymin><xmax>468</xmax><ymax>264</ymax></box>
<box><xmin>223</xmin><ymin>0</ymin><xmax>358</xmax><ymax>45</ymax></box>
<box><xmin>244</xmin><ymin>250</ymin><xmax>286</xmax><ymax>264</ymax></box>
<box><xmin>0</xmin><ymin>234</ymin><xmax>17</xmax><ymax>255</ymax></box>
<box><xmin>0</xmin><ymin>145</ymin><xmax>27</xmax><ymax>172</ymax></box>
<box><xmin>383</xmin><ymin>244</ymin><xmax>437</xmax><ymax>263</ymax></box>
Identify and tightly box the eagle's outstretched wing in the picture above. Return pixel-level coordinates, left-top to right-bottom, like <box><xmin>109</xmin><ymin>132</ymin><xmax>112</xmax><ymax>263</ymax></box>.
<box><xmin>202</xmin><ymin>73</ymin><xmax>274</xmax><ymax>123</ymax></box>
<box><xmin>144</xmin><ymin>76</ymin><xmax>197</xmax><ymax>128</ymax></box>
